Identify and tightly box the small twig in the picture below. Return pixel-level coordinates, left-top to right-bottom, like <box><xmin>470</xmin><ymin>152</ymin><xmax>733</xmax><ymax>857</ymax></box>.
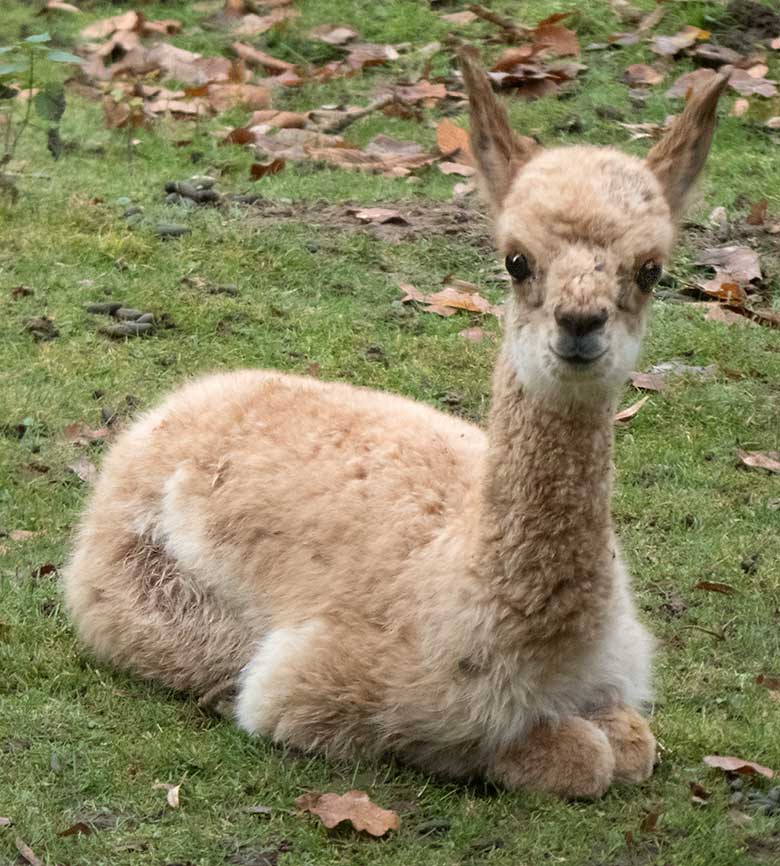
<box><xmin>316</xmin><ymin>94</ymin><xmax>394</xmax><ymax>135</ymax></box>
<box><xmin>467</xmin><ymin>4</ymin><xmax>529</xmax><ymax>40</ymax></box>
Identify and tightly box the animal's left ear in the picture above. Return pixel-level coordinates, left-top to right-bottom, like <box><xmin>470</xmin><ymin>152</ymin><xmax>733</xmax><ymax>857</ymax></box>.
<box><xmin>646</xmin><ymin>72</ymin><xmax>729</xmax><ymax>217</ymax></box>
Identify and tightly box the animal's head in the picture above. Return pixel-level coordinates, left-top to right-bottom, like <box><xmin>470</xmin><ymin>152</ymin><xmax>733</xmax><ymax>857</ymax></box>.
<box><xmin>459</xmin><ymin>47</ymin><xmax>727</xmax><ymax>402</ymax></box>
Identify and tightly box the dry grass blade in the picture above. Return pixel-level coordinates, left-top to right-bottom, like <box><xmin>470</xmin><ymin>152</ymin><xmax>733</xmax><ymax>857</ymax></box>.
<box><xmin>15</xmin><ymin>838</ymin><xmax>43</xmax><ymax>866</ymax></box>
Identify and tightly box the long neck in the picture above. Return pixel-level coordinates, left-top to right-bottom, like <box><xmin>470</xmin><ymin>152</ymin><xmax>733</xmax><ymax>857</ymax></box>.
<box><xmin>473</xmin><ymin>350</ymin><xmax>617</xmax><ymax>647</ymax></box>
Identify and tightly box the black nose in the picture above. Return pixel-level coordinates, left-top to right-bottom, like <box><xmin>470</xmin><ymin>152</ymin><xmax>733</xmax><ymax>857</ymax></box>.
<box><xmin>555</xmin><ymin>308</ymin><xmax>608</xmax><ymax>337</ymax></box>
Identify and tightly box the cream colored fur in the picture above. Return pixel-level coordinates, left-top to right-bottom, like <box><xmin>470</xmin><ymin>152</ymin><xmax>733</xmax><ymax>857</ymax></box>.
<box><xmin>63</xmin><ymin>50</ymin><xmax>728</xmax><ymax>798</ymax></box>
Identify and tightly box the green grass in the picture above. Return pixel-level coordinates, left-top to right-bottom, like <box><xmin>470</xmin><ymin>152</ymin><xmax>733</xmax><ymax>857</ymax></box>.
<box><xmin>2</xmin><ymin>1</ymin><xmax>780</xmax><ymax>864</ymax></box>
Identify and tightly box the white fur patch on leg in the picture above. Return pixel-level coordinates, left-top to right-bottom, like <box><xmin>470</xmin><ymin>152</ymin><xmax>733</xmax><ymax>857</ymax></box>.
<box><xmin>235</xmin><ymin>621</ymin><xmax>323</xmax><ymax>736</ymax></box>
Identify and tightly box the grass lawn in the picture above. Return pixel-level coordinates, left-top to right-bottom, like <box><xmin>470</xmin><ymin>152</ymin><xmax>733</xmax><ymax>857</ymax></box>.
<box><xmin>1</xmin><ymin>1</ymin><xmax>780</xmax><ymax>864</ymax></box>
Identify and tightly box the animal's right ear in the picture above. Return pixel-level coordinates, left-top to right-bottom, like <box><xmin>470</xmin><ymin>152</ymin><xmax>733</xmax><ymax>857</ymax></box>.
<box><xmin>458</xmin><ymin>46</ymin><xmax>539</xmax><ymax>211</ymax></box>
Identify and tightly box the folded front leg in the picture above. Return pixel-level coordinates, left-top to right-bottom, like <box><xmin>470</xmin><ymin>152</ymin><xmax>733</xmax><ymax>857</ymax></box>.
<box><xmin>489</xmin><ymin>717</ymin><xmax>616</xmax><ymax>799</ymax></box>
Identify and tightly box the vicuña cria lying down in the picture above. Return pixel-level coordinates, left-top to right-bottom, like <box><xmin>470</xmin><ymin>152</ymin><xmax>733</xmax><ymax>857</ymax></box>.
<box><xmin>64</xmin><ymin>49</ymin><xmax>727</xmax><ymax>798</ymax></box>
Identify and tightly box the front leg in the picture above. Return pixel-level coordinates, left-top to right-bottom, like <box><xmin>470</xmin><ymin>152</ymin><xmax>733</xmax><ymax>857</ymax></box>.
<box><xmin>489</xmin><ymin>717</ymin><xmax>616</xmax><ymax>799</ymax></box>
<box><xmin>590</xmin><ymin>705</ymin><xmax>656</xmax><ymax>783</ymax></box>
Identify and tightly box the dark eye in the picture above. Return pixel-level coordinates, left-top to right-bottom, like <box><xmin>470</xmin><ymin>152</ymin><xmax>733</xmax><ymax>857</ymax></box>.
<box><xmin>637</xmin><ymin>261</ymin><xmax>662</xmax><ymax>293</ymax></box>
<box><xmin>506</xmin><ymin>254</ymin><xmax>531</xmax><ymax>282</ymax></box>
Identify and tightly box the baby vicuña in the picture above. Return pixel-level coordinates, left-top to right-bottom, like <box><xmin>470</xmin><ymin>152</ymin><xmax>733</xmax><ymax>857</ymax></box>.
<box><xmin>64</xmin><ymin>49</ymin><xmax>727</xmax><ymax>798</ymax></box>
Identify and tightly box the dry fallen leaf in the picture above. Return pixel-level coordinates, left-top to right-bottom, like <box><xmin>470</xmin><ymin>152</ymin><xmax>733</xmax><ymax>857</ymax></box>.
<box><xmin>624</xmin><ymin>64</ymin><xmax>664</xmax><ymax>86</ymax></box>
<box><xmin>438</xmin><ymin>161</ymin><xmax>475</xmax><ymax>177</ymax></box>
<box><xmin>9</xmin><ymin>529</ymin><xmax>41</xmax><ymax>542</ymax></box>
<box><xmin>309</xmin><ymin>24</ymin><xmax>358</xmax><ymax>45</ymax></box>
<box><xmin>614</xmin><ymin>395</ymin><xmax>649</xmax><ymax>423</ymax></box>
<box><xmin>737</xmin><ymin>450</ymin><xmax>780</xmax><ymax>474</ymax></box>
<box><xmin>728</xmin><ymin>68</ymin><xmax>778</xmax><ymax>98</ymax></box>
<box><xmin>696</xmin><ymin>274</ymin><xmax>747</xmax><ymax>305</ymax></box>
<box><xmin>693</xmin><ymin>581</ymin><xmax>735</xmax><ymax>595</ymax></box>
<box><xmin>731</xmin><ymin>97</ymin><xmax>750</xmax><ymax>117</ymax></box>
<box><xmin>232</xmin><ymin>42</ymin><xmax>295</xmax><ymax>72</ymax></box>
<box><xmin>348</xmin><ymin>207</ymin><xmax>408</xmax><ymax>225</ymax></box>
<box><xmin>630</xmin><ymin>371</ymin><xmax>666</xmax><ymax>392</ymax></box>
<box><xmin>697</xmin><ymin>245</ymin><xmax>762</xmax><ymax>286</ymax></box>
<box><xmin>756</xmin><ymin>674</ymin><xmax>780</xmax><ymax>690</ymax></box>
<box><xmin>153</xmin><ymin>782</ymin><xmax>181</xmax><ymax>808</ymax></box>
<box><xmin>435</xmin><ymin>118</ymin><xmax>472</xmax><ymax>161</ymax></box>
<box><xmin>63</xmin><ymin>422</ymin><xmax>109</xmax><ymax>445</ymax></box>
<box><xmin>15</xmin><ymin>838</ymin><xmax>43</xmax><ymax>866</ymax></box>
<box><xmin>44</xmin><ymin>0</ymin><xmax>81</xmax><ymax>12</ymax></box>
<box><xmin>58</xmin><ymin>822</ymin><xmax>92</xmax><ymax>837</ymax></box>
<box><xmin>297</xmin><ymin>790</ymin><xmax>399</xmax><ymax>837</ymax></box>
<box><xmin>667</xmin><ymin>68</ymin><xmax>717</xmax><ymax>98</ymax></box>
<box><xmin>67</xmin><ymin>456</ymin><xmax>98</xmax><ymax>485</ymax></box>
<box><xmin>250</xmin><ymin>159</ymin><xmax>285</xmax><ymax>179</ymax></box>
<box><xmin>459</xmin><ymin>327</ymin><xmax>485</xmax><ymax>342</ymax></box>
<box><xmin>703</xmin><ymin>755</ymin><xmax>775</xmax><ymax>779</ymax></box>
<box><xmin>652</xmin><ymin>25</ymin><xmax>710</xmax><ymax>56</ymax></box>
<box><xmin>704</xmin><ymin>304</ymin><xmax>753</xmax><ymax>326</ymax></box>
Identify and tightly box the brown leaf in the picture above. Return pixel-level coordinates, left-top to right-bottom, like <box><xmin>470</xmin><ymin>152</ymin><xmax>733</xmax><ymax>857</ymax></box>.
<box><xmin>697</xmin><ymin>245</ymin><xmax>762</xmax><ymax>285</ymax></box>
<box><xmin>436</xmin><ymin>118</ymin><xmax>473</xmax><ymax>161</ymax></box>
<box><xmin>206</xmin><ymin>83</ymin><xmax>270</xmax><ymax>111</ymax></box>
<box><xmin>153</xmin><ymin>782</ymin><xmax>181</xmax><ymax>808</ymax></box>
<box><xmin>59</xmin><ymin>822</ymin><xmax>93</xmax><ymax>837</ymax></box>
<box><xmin>689</xmin><ymin>782</ymin><xmax>711</xmax><ymax>805</ymax></box>
<box><xmin>15</xmin><ymin>838</ymin><xmax>42</xmax><ymax>866</ymax></box>
<box><xmin>297</xmin><ymin>790</ymin><xmax>400</xmax><ymax>837</ymax></box>
<box><xmin>703</xmin><ymin>755</ymin><xmax>775</xmax><ymax>778</ymax></box>
<box><xmin>438</xmin><ymin>161</ymin><xmax>475</xmax><ymax>177</ymax></box>
<box><xmin>0</xmin><ymin>817</ymin><xmax>11</xmax><ymax>826</ymax></box>
<box><xmin>459</xmin><ymin>327</ymin><xmax>485</xmax><ymax>342</ymax></box>
<box><xmin>309</xmin><ymin>24</ymin><xmax>358</xmax><ymax>45</ymax></box>
<box><xmin>223</xmin><ymin>127</ymin><xmax>256</xmax><ymax>145</ymax></box>
<box><xmin>666</xmin><ymin>68</ymin><xmax>717</xmax><ymax>98</ymax></box>
<box><xmin>250</xmin><ymin>159</ymin><xmax>285</xmax><ymax>179</ymax></box>
<box><xmin>393</xmin><ymin>80</ymin><xmax>447</xmax><ymax>106</ymax></box>
<box><xmin>693</xmin><ymin>581</ymin><xmax>735</xmax><ymax>595</ymax></box>
<box><xmin>533</xmin><ymin>22</ymin><xmax>580</xmax><ymax>57</ymax></box>
<box><xmin>248</xmin><ymin>109</ymin><xmax>307</xmax><ymax>129</ymax></box>
<box><xmin>234</xmin><ymin>8</ymin><xmax>299</xmax><ymax>36</ymax></box>
<box><xmin>746</xmin><ymin>199</ymin><xmax>768</xmax><ymax>225</ymax></box>
<box><xmin>428</xmin><ymin>286</ymin><xmax>500</xmax><ymax>316</ymax></box>
<box><xmin>442</xmin><ymin>11</ymin><xmax>477</xmax><ymax>25</ymax></box>
<box><xmin>737</xmin><ymin>450</ymin><xmax>780</xmax><ymax>474</ymax></box>
<box><xmin>696</xmin><ymin>274</ymin><xmax>747</xmax><ymax>305</ymax></box>
<box><xmin>757</xmin><ymin>674</ymin><xmax>780</xmax><ymax>690</ymax></box>
<box><xmin>630</xmin><ymin>372</ymin><xmax>666</xmax><ymax>392</ymax></box>
<box><xmin>32</xmin><ymin>563</ymin><xmax>57</xmax><ymax>579</ymax></box>
<box><xmin>624</xmin><ymin>64</ymin><xmax>664</xmax><ymax>86</ymax></box>
<box><xmin>728</xmin><ymin>68</ymin><xmax>778</xmax><ymax>98</ymax></box>
<box><xmin>691</xmin><ymin>44</ymin><xmax>743</xmax><ymax>67</ymax></box>
<box><xmin>232</xmin><ymin>42</ymin><xmax>295</xmax><ymax>72</ymax></box>
<box><xmin>704</xmin><ymin>304</ymin><xmax>752</xmax><ymax>326</ymax></box>
<box><xmin>653</xmin><ymin>25</ymin><xmax>710</xmax><ymax>56</ymax></box>
<box><xmin>67</xmin><ymin>456</ymin><xmax>98</xmax><ymax>485</ymax></box>
<box><xmin>614</xmin><ymin>395</ymin><xmax>649</xmax><ymax>424</ymax></box>
<box><xmin>348</xmin><ymin>207</ymin><xmax>408</xmax><ymax>225</ymax></box>
<box><xmin>731</xmin><ymin>97</ymin><xmax>750</xmax><ymax>116</ymax></box>
<box><xmin>345</xmin><ymin>43</ymin><xmax>399</xmax><ymax>71</ymax></box>
<box><xmin>63</xmin><ymin>422</ymin><xmax>109</xmax><ymax>445</ymax></box>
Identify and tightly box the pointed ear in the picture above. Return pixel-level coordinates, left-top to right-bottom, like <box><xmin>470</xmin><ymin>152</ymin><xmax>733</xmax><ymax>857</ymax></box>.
<box><xmin>458</xmin><ymin>46</ymin><xmax>539</xmax><ymax>211</ymax></box>
<box><xmin>646</xmin><ymin>72</ymin><xmax>729</xmax><ymax>217</ymax></box>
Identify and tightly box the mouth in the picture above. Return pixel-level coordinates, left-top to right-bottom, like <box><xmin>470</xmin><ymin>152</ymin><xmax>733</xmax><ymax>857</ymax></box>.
<box><xmin>550</xmin><ymin>347</ymin><xmax>608</xmax><ymax>368</ymax></box>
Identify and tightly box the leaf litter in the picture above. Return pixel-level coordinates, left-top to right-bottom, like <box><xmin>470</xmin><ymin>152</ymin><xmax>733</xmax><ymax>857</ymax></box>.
<box><xmin>296</xmin><ymin>790</ymin><xmax>399</xmax><ymax>837</ymax></box>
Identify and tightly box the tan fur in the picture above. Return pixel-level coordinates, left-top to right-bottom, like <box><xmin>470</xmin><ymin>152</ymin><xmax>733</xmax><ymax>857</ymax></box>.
<box><xmin>63</xmin><ymin>48</ymin><xmax>726</xmax><ymax>799</ymax></box>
